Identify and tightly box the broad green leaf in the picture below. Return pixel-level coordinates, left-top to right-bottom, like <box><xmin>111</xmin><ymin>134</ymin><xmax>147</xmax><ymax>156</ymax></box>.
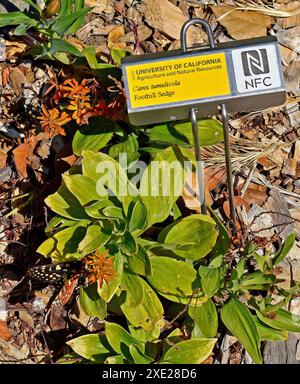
<box><xmin>109</xmin><ymin>134</ymin><xmax>138</xmax><ymax>161</ymax></box>
<box><xmin>240</xmin><ymin>271</ymin><xmax>276</xmax><ymax>290</ymax></box>
<box><xmin>273</xmin><ymin>233</ymin><xmax>296</xmax><ymax>266</ymax></box>
<box><xmin>148</xmin><ymin>119</ymin><xmax>223</xmax><ymax>147</ymax></box>
<box><xmin>256</xmin><ymin>308</ymin><xmax>300</xmax><ymax>333</ymax></box>
<box><xmin>62</xmin><ymin>174</ymin><xmax>99</xmax><ymax>206</ymax></box>
<box><xmin>127</xmin><ymin>245</ymin><xmax>151</xmax><ymax>276</ymax></box>
<box><xmin>37</xmin><ymin>223</ymin><xmax>88</xmax><ymax>262</ymax></box>
<box><xmin>198</xmin><ymin>265</ymin><xmax>226</xmax><ymax>297</ymax></box>
<box><xmin>14</xmin><ymin>23</ymin><xmax>31</xmax><ymax>36</ymax></box>
<box><xmin>159</xmin><ymin>214</ymin><xmax>218</xmax><ymax>260</ymax></box>
<box><xmin>254</xmin><ymin>317</ymin><xmax>288</xmax><ymax>342</ymax></box>
<box><xmin>189</xmin><ymin>299</ymin><xmax>218</xmax><ymax>338</ymax></box>
<box><xmin>146</xmin><ymin>256</ymin><xmax>199</xmax><ymax>304</ymax></box>
<box><xmin>45</xmin><ymin>183</ymin><xmax>90</xmax><ymax>220</ymax></box>
<box><xmin>85</xmin><ymin>199</ymin><xmax>117</xmax><ymax>219</ymax></box>
<box><xmin>79</xmin><ymin>284</ymin><xmax>106</xmax><ymax>319</ymax></box>
<box><xmin>121</xmin><ymin>270</ymin><xmax>144</xmax><ymax>307</ymax></box>
<box><xmin>121</xmin><ymin>275</ymin><xmax>164</xmax><ymax>331</ymax></box>
<box><xmin>118</xmin><ymin>231</ymin><xmax>137</xmax><ymax>255</ymax></box>
<box><xmin>0</xmin><ymin>12</ymin><xmax>39</xmax><ymax>28</ymax></box>
<box><xmin>72</xmin><ymin>118</ymin><xmax>116</xmax><ymax>156</ymax></box>
<box><xmin>161</xmin><ymin>339</ymin><xmax>216</xmax><ymax>364</ymax></box>
<box><xmin>98</xmin><ymin>252</ymin><xmax>123</xmax><ymax>302</ymax></box>
<box><xmin>45</xmin><ymin>216</ymin><xmax>85</xmax><ymax>233</ymax></box>
<box><xmin>82</xmin><ymin>150</ymin><xmax>138</xmax><ymax>215</ymax></box>
<box><xmin>129</xmin><ymin>323</ymin><xmax>161</xmax><ymax>343</ymax></box>
<box><xmin>129</xmin><ymin>344</ymin><xmax>153</xmax><ymax>364</ymax></box>
<box><xmin>140</xmin><ymin>147</ymin><xmax>183</xmax><ymax>228</ymax></box>
<box><xmin>104</xmin><ymin>355</ymin><xmax>124</xmax><ymax>364</ymax></box>
<box><xmin>77</xmin><ymin>224</ymin><xmax>110</xmax><ymax>255</ymax></box>
<box><xmin>67</xmin><ymin>334</ymin><xmax>112</xmax><ymax>362</ymax></box>
<box><xmin>83</xmin><ymin>47</ymin><xmax>115</xmax><ymax>69</ymax></box>
<box><xmin>50</xmin><ymin>38</ymin><xmax>84</xmax><ymax>57</ymax></box>
<box><xmin>128</xmin><ymin>200</ymin><xmax>147</xmax><ymax>232</ymax></box>
<box><xmin>111</xmin><ymin>48</ymin><xmax>127</xmax><ymax>65</ymax></box>
<box><xmin>105</xmin><ymin>322</ymin><xmax>144</xmax><ymax>360</ymax></box>
<box><xmin>208</xmin><ymin>208</ymin><xmax>231</xmax><ymax>266</ymax></box>
<box><xmin>221</xmin><ymin>298</ymin><xmax>262</xmax><ymax>364</ymax></box>
<box><xmin>51</xmin><ymin>7</ymin><xmax>91</xmax><ymax>35</ymax></box>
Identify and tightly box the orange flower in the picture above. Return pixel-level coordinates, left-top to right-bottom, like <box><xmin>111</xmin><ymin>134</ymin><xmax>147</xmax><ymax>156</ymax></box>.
<box><xmin>62</xmin><ymin>78</ymin><xmax>90</xmax><ymax>98</ymax></box>
<box><xmin>67</xmin><ymin>99</ymin><xmax>91</xmax><ymax>125</ymax></box>
<box><xmin>38</xmin><ymin>106</ymin><xmax>71</xmax><ymax>137</ymax></box>
<box><xmin>83</xmin><ymin>249</ymin><xmax>116</xmax><ymax>288</ymax></box>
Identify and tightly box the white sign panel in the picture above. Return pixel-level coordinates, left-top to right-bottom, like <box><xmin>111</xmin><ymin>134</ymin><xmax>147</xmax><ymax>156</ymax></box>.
<box><xmin>232</xmin><ymin>44</ymin><xmax>282</xmax><ymax>94</ymax></box>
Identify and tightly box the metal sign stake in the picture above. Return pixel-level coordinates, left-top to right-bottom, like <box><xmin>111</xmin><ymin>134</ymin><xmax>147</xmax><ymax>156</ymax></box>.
<box><xmin>190</xmin><ymin>107</ymin><xmax>207</xmax><ymax>214</ymax></box>
<box><xmin>181</xmin><ymin>19</ymin><xmax>236</xmax><ymax>225</ymax></box>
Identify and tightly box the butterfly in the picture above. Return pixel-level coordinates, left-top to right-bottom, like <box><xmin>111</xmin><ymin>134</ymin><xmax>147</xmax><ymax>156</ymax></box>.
<box><xmin>26</xmin><ymin>261</ymin><xmax>84</xmax><ymax>306</ymax></box>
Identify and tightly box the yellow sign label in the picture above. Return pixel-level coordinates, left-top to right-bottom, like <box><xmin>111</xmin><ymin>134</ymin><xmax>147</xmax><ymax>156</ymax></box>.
<box><xmin>126</xmin><ymin>52</ymin><xmax>231</xmax><ymax>109</ymax></box>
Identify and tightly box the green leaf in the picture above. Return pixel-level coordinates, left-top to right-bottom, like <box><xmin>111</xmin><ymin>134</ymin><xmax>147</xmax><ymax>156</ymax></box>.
<box><xmin>129</xmin><ymin>344</ymin><xmax>153</xmax><ymax>364</ymax></box>
<box><xmin>62</xmin><ymin>174</ymin><xmax>99</xmax><ymax>206</ymax></box>
<box><xmin>254</xmin><ymin>317</ymin><xmax>288</xmax><ymax>341</ymax></box>
<box><xmin>67</xmin><ymin>334</ymin><xmax>112</xmax><ymax>362</ymax></box>
<box><xmin>159</xmin><ymin>214</ymin><xmax>218</xmax><ymax>260</ymax></box>
<box><xmin>148</xmin><ymin>118</ymin><xmax>223</xmax><ymax>147</ymax></box>
<box><xmin>85</xmin><ymin>199</ymin><xmax>117</xmax><ymax>219</ymax></box>
<box><xmin>104</xmin><ymin>355</ymin><xmax>124</xmax><ymax>364</ymax></box>
<box><xmin>273</xmin><ymin>233</ymin><xmax>296</xmax><ymax>266</ymax></box>
<box><xmin>121</xmin><ymin>274</ymin><xmax>164</xmax><ymax>331</ymax></box>
<box><xmin>147</xmin><ymin>256</ymin><xmax>200</xmax><ymax>304</ymax></box>
<box><xmin>161</xmin><ymin>339</ymin><xmax>216</xmax><ymax>364</ymax></box>
<box><xmin>49</xmin><ymin>38</ymin><xmax>84</xmax><ymax>57</ymax></box>
<box><xmin>83</xmin><ymin>46</ymin><xmax>115</xmax><ymax>69</ymax></box>
<box><xmin>37</xmin><ymin>223</ymin><xmax>88</xmax><ymax>262</ymax></box>
<box><xmin>105</xmin><ymin>322</ymin><xmax>144</xmax><ymax>360</ymax></box>
<box><xmin>240</xmin><ymin>271</ymin><xmax>276</xmax><ymax>290</ymax></box>
<box><xmin>189</xmin><ymin>299</ymin><xmax>218</xmax><ymax>338</ymax></box>
<box><xmin>77</xmin><ymin>224</ymin><xmax>110</xmax><ymax>255</ymax></box>
<box><xmin>79</xmin><ymin>284</ymin><xmax>107</xmax><ymax>319</ymax></box>
<box><xmin>140</xmin><ymin>147</ymin><xmax>183</xmax><ymax>228</ymax></box>
<box><xmin>82</xmin><ymin>150</ymin><xmax>138</xmax><ymax>215</ymax></box>
<box><xmin>221</xmin><ymin>298</ymin><xmax>262</xmax><ymax>364</ymax></box>
<box><xmin>111</xmin><ymin>48</ymin><xmax>127</xmax><ymax>65</ymax></box>
<box><xmin>256</xmin><ymin>308</ymin><xmax>300</xmax><ymax>333</ymax></box>
<box><xmin>0</xmin><ymin>12</ymin><xmax>39</xmax><ymax>28</ymax></box>
<box><xmin>45</xmin><ymin>183</ymin><xmax>90</xmax><ymax>220</ymax></box>
<box><xmin>51</xmin><ymin>7</ymin><xmax>92</xmax><ymax>35</ymax></box>
<box><xmin>198</xmin><ymin>265</ymin><xmax>226</xmax><ymax>297</ymax></box>
<box><xmin>127</xmin><ymin>245</ymin><xmax>151</xmax><ymax>276</ymax></box>
<box><xmin>128</xmin><ymin>200</ymin><xmax>147</xmax><ymax>232</ymax></box>
<box><xmin>14</xmin><ymin>23</ymin><xmax>31</xmax><ymax>36</ymax></box>
<box><xmin>72</xmin><ymin>118</ymin><xmax>116</xmax><ymax>156</ymax></box>
<box><xmin>98</xmin><ymin>252</ymin><xmax>123</xmax><ymax>302</ymax></box>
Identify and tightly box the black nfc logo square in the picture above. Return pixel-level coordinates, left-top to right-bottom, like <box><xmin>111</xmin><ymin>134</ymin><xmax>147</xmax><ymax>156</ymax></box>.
<box><xmin>241</xmin><ymin>49</ymin><xmax>270</xmax><ymax>76</ymax></box>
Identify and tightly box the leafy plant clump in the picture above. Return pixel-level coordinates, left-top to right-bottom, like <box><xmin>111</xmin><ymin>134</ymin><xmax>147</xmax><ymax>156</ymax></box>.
<box><xmin>1</xmin><ymin>0</ymin><xmax>299</xmax><ymax>366</ymax></box>
<box><xmin>37</xmin><ymin>140</ymin><xmax>299</xmax><ymax>364</ymax></box>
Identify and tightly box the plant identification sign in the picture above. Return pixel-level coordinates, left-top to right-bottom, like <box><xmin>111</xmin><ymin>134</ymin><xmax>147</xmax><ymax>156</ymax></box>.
<box><xmin>122</xmin><ymin>36</ymin><xmax>285</xmax><ymax>125</ymax></box>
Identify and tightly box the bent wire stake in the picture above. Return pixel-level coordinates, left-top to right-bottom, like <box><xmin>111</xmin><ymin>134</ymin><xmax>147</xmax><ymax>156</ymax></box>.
<box><xmin>180</xmin><ymin>19</ymin><xmax>216</xmax><ymax>215</ymax></box>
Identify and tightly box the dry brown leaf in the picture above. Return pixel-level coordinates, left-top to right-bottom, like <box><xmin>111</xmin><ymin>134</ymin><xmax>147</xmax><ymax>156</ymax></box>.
<box><xmin>211</xmin><ymin>5</ymin><xmax>272</xmax><ymax>40</ymax></box>
<box><xmin>85</xmin><ymin>0</ymin><xmax>114</xmax><ymax>16</ymax></box>
<box><xmin>108</xmin><ymin>25</ymin><xmax>126</xmax><ymax>50</ymax></box>
<box><xmin>0</xmin><ymin>320</ymin><xmax>12</xmax><ymax>341</ymax></box>
<box><xmin>9</xmin><ymin>67</ymin><xmax>26</xmax><ymax>95</ymax></box>
<box><xmin>141</xmin><ymin>0</ymin><xmax>204</xmax><ymax>44</ymax></box>
<box><xmin>12</xmin><ymin>136</ymin><xmax>39</xmax><ymax>178</ymax></box>
<box><xmin>0</xmin><ymin>148</ymin><xmax>7</xmax><ymax>168</ymax></box>
<box><xmin>277</xmin><ymin>26</ymin><xmax>300</xmax><ymax>54</ymax></box>
<box><xmin>275</xmin><ymin>1</ymin><xmax>300</xmax><ymax>28</ymax></box>
<box><xmin>5</xmin><ymin>41</ymin><xmax>30</xmax><ymax>60</ymax></box>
